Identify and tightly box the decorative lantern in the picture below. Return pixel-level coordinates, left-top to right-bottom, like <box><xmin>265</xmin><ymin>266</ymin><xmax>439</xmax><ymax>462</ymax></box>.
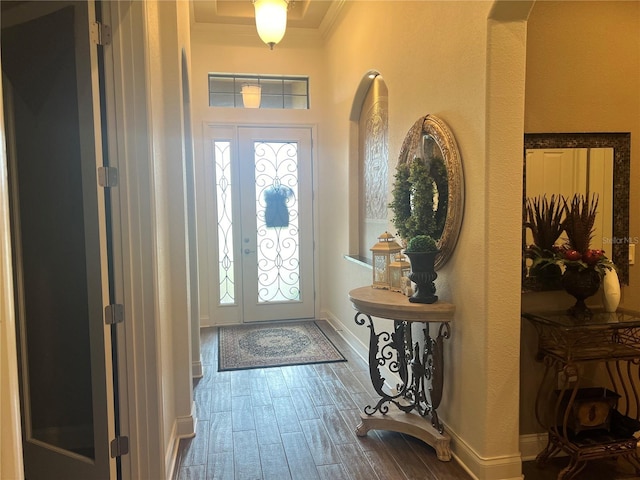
<box><xmin>370</xmin><ymin>232</ymin><xmax>403</xmax><ymax>289</ymax></box>
<box><xmin>389</xmin><ymin>253</ymin><xmax>411</xmax><ymax>293</ymax></box>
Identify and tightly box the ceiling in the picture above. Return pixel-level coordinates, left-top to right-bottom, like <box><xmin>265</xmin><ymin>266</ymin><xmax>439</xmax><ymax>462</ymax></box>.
<box><xmin>1</xmin><ymin>0</ymin><xmax>336</xmax><ymax>29</ymax></box>
<box><xmin>191</xmin><ymin>0</ymin><xmax>336</xmax><ymax>29</ymax></box>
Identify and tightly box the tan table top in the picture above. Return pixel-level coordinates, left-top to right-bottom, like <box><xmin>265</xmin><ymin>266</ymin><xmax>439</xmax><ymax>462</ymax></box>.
<box><xmin>348</xmin><ymin>286</ymin><xmax>454</xmax><ymax>322</ymax></box>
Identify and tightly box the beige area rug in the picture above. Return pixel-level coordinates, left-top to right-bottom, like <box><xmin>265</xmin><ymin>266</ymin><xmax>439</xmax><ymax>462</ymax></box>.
<box><xmin>217</xmin><ymin>321</ymin><xmax>346</xmax><ymax>371</ymax></box>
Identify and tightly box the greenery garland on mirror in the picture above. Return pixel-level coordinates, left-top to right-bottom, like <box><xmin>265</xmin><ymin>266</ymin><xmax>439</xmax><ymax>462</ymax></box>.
<box><xmin>389</xmin><ymin>156</ymin><xmax>447</xmax><ymax>243</ymax></box>
<box><xmin>389</xmin><ymin>162</ymin><xmax>412</xmax><ymax>240</ymax></box>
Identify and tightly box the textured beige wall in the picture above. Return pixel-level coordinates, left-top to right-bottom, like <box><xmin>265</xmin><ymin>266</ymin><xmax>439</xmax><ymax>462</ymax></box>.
<box><xmin>321</xmin><ymin>1</ymin><xmax>527</xmax><ymax>477</ymax></box>
<box><xmin>521</xmin><ymin>0</ymin><xmax>640</xmax><ymax>435</ymax></box>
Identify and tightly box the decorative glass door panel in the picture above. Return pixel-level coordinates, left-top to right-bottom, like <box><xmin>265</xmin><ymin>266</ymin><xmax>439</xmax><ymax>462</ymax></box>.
<box><xmin>254</xmin><ymin>141</ymin><xmax>300</xmax><ymax>303</ymax></box>
<box><xmin>206</xmin><ymin>125</ymin><xmax>314</xmax><ymax>324</ymax></box>
<box><xmin>214</xmin><ymin>141</ymin><xmax>236</xmax><ymax>305</ymax></box>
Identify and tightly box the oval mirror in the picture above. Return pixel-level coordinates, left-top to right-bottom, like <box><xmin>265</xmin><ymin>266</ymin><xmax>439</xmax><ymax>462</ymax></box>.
<box><xmin>394</xmin><ymin>114</ymin><xmax>464</xmax><ymax>269</ymax></box>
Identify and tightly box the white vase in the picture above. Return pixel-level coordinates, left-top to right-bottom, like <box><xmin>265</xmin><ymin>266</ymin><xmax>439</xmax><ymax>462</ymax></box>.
<box><xmin>602</xmin><ymin>268</ymin><xmax>621</xmax><ymax>313</ymax></box>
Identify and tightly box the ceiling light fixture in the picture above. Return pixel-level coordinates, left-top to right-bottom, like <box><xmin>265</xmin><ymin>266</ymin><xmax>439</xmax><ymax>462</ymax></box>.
<box><xmin>252</xmin><ymin>0</ymin><xmax>290</xmax><ymax>50</ymax></box>
<box><xmin>241</xmin><ymin>84</ymin><xmax>262</xmax><ymax>108</ymax></box>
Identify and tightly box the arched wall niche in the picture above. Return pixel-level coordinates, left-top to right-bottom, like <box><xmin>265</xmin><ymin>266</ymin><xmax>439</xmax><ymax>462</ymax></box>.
<box><xmin>349</xmin><ymin>69</ymin><xmax>381</xmax><ymax>121</ymax></box>
<box><xmin>347</xmin><ymin>70</ymin><xmax>390</xmax><ymax>261</ymax></box>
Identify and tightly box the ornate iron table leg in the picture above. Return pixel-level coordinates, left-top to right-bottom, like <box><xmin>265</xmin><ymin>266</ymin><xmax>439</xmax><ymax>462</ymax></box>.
<box><xmin>424</xmin><ymin>322</ymin><xmax>450</xmax><ymax>433</ymax></box>
<box><xmin>354</xmin><ymin>311</ymin><xmax>452</xmax><ymax>461</ymax></box>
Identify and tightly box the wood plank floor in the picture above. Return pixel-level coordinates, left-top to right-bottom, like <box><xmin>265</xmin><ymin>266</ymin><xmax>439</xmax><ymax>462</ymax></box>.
<box><xmin>173</xmin><ymin>320</ymin><xmax>472</xmax><ymax>480</ymax></box>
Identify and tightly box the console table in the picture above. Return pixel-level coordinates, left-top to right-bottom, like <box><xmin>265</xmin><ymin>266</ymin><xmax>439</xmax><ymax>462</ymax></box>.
<box><xmin>523</xmin><ymin>309</ymin><xmax>640</xmax><ymax>480</ymax></box>
<box><xmin>348</xmin><ymin>286</ymin><xmax>455</xmax><ymax>461</ymax></box>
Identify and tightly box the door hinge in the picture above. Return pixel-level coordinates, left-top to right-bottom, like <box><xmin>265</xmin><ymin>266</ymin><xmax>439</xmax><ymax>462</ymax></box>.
<box><xmin>110</xmin><ymin>436</ymin><xmax>129</xmax><ymax>458</ymax></box>
<box><xmin>105</xmin><ymin>304</ymin><xmax>124</xmax><ymax>325</ymax></box>
<box><xmin>98</xmin><ymin>166</ymin><xmax>118</xmax><ymax>188</ymax></box>
<box><xmin>91</xmin><ymin>21</ymin><xmax>112</xmax><ymax>46</ymax></box>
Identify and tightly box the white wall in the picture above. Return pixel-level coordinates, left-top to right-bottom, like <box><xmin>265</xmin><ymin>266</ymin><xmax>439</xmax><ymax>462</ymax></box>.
<box><xmin>141</xmin><ymin>0</ymin><xmax>195</xmax><ymax>475</ymax></box>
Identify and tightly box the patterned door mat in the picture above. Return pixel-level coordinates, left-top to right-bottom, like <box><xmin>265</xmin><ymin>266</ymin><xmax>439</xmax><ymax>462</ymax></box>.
<box><xmin>218</xmin><ymin>321</ymin><xmax>346</xmax><ymax>371</ymax></box>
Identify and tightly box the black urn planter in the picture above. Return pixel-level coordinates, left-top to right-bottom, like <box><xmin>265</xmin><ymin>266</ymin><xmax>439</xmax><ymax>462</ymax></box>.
<box><xmin>529</xmin><ymin>262</ymin><xmax>563</xmax><ymax>291</ymax></box>
<box><xmin>561</xmin><ymin>266</ymin><xmax>601</xmax><ymax>317</ymax></box>
<box><xmin>405</xmin><ymin>251</ymin><xmax>438</xmax><ymax>304</ymax></box>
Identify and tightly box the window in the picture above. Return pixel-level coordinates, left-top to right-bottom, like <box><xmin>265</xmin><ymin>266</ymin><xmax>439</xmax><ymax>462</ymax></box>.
<box><xmin>208</xmin><ymin>73</ymin><xmax>309</xmax><ymax>109</ymax></box>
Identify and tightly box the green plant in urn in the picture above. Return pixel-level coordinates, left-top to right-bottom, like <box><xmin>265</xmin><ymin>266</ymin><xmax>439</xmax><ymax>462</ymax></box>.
<box><xmin>405</xmin><ymin>235</ymin><xmax>439</xmax><ymax>304</ymax></box>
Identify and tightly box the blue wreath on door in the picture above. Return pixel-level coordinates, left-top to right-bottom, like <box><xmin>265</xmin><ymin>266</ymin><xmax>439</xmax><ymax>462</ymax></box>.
<box><xmin>264</xmin><ymin>185</ymin><xmax>294</xmax><ymax>228</ymax></box>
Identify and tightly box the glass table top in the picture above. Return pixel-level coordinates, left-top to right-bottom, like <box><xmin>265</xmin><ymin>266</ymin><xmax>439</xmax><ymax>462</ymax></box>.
<box><xmin>522</xmin><ymin>309</ymin><xmax>640</xmax><ymax>330</ymax></box>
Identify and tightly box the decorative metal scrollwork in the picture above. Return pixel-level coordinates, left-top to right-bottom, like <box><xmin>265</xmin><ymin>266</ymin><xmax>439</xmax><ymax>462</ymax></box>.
<box><xmin>214</xmin><ymin>141</ymin><xmax>236</xmax><ymax>305</ymax></box>
<box><xmin>354</xmin><ymin>313</ymin><xmax>449</xmax><ymax>432</ymax></box>
<box><xmin>254</xmin><ymin>141</ymin><xmax>301</xmax><ymax>303</ymax></box>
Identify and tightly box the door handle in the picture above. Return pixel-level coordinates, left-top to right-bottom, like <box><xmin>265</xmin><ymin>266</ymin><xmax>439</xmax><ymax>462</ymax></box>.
<box><xmin>244</xmin><ymin>248</ymin><xmax>255</xmax><ymax>254</ymax></box>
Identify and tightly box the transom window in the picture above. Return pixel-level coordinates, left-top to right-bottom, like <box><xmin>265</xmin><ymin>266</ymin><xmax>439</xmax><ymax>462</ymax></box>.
<box><xmin>208</xmin><ymin>73</ymin><xmax>309</xmax><ymax>109</ymax></box>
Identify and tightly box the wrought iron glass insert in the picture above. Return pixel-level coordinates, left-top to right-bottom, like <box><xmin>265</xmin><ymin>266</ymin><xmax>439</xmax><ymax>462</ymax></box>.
<box><xmin>254</xmin><ymin>141</ymin><xmax>301</xmax><ymax>303</ymax></box>
<box><xmin>208</xmin><ymin>73</ymin><xmax>309</xmax><ymax>109</ymax></box>
<box><xmin>214</xmin><ymin>141</ymin><xmax>236</xmax><ymax>305</ymax></box>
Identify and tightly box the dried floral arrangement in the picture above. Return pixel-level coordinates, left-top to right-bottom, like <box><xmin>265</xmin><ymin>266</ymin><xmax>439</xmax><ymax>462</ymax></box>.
<box><xmin>527</xmin><ymin>193</ymin><xmax>615</xmax><ymax>278</ymax></box>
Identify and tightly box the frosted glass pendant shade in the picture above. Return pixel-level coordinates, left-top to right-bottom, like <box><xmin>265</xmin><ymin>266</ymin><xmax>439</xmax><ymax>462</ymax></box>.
<box><xmin>241</xmin><ymin>85</ymin><xmax>262</xmax><ymax>108</ymax></box>
<box><xmin>253</xmin><ymin>0</ymin><xmax>289</xmax><ymax>49</ymax></box>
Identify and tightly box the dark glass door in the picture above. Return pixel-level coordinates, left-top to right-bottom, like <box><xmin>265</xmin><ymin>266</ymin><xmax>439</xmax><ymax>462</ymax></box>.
<box><xmin>2</xmin><ymin>1</ymin><xmax>114</xmax><ymax>478</ymax></box>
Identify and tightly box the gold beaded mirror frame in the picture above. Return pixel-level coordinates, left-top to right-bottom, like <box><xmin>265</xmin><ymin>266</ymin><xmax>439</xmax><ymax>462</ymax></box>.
<box><xmin>396</xmin><ymin>115</ymin><xmax>465</xmax><ymax>270</ymax></box>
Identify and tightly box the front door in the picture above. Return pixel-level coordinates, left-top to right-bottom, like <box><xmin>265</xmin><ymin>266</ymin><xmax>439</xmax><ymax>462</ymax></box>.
<box><xmin>2</xmin><ymin>1</ymin><xmax>115</xmax><ymax>479</ymax></box>
<box><xmin>206</xmin><ymin>125</ymin><xmax>315</xmax><ymax>324</ymax></box>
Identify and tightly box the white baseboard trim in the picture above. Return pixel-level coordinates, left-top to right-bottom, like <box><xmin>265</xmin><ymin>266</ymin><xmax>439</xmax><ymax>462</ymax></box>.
<box><xmin>166</xmin><ymin>402</ymin><xmax>197</xmax><ymax>480</ymax></box>
<box><xmin>519</xmin><ymin>432</ymin><xmax>549</xmax><ymax>461</ymax></box>
<box><xmin>176</xmin><ymin>401</ymin><xmax>197</xmax><ymax>439</ymax></box>
<box><xmin>449</xmin><ymin>427</ymin><xmax>523</xmax><ymax>480</ymax></box>
<box><xmin>192</xmin><ymin>359</ymin><xmax>203</xmax><ymax>379</ymax></box>
<box><xmin>321</xmin><ymin>310</ymin><xmax>369</xmax><ymax>363</ymax></box>
<box><xmin>166</xmin><ymin>422</ymin><xmax>178</xmax><ymax>480</ymax></box>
